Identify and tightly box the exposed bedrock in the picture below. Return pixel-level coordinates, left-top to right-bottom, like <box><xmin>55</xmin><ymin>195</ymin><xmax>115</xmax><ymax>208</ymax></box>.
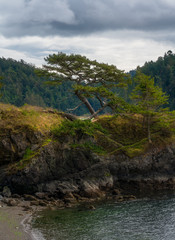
<box><xmin>1</xmin><ymin>132</ymin><xmax>175</xmax><ymax>199</ymax></box>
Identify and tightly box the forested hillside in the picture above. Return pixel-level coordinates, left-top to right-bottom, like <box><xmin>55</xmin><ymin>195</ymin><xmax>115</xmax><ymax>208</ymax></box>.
<box><xmin>139</xmin><ymin>50</ymin><xmax>175</xmax><ymax>109</ymax></box>
<box><xmin>1</xmin><ymin>52</ymin><xmax>175</xmax><ymax>114</ymax></box>
<box><xmin>0</xmin><ymin>58</ymin><xmax>95</xmax><ymax>115</ymax></box>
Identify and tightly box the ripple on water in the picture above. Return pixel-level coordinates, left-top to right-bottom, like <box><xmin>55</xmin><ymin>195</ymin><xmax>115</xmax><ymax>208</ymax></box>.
<box><xmin>31</xmin><ymin>195</ymin><xmax>175</xmax><ymax>240</ymax></box>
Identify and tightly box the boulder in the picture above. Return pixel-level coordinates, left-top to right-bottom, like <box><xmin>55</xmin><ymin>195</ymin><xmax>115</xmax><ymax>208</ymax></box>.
<box><xmin>2</xmin><ymin>186</ymin><xmax>11</xmax><ymax>198</ymax></box>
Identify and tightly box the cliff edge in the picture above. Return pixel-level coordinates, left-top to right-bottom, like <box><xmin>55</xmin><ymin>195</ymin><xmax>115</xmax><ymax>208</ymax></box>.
<box><xmin>0</xmin><ymin>103</ymin><xmax>175</xmax><ymax>201</ymax></box>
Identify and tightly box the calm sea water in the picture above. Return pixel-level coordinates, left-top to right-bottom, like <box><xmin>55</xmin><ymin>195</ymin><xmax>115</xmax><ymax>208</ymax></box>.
<box><xmin>32</xmin><ymin>194</ymin><xmax>175</xmax><ymax>240</ymax></box>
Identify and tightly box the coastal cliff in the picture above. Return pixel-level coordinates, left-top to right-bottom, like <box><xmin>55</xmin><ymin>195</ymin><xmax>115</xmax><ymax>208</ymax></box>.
<box><xmin>0</xmin><ymin>103</ymin><xmax>175</xmax><ymax>203</ymax></box>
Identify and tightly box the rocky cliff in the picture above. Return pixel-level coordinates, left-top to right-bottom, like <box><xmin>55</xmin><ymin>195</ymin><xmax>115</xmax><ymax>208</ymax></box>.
<box><xmin>0</xmin><ymin>104</ymin><xmax>175</xmax><ymax>201</ymax></box>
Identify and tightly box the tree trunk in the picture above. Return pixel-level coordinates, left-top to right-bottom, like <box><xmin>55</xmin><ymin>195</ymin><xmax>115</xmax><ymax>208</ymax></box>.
<box><xmin>89</xmin><ymin>103</ymin><xmax>109</xmax><ymax>119</ymax></box>
<box><xmin>75</xmin><ymin>91</ymin><xmax>96</xmax><ymax>115</ymax></box>
<box><xmin>147</xmin><ymin>115</ymin><xmax>152</xmax><ymax>143</ymax></box>
<box><xmin>58</xmin><ymin>112</ymin><xmax>78</xmax><ymax>121</ymax></box>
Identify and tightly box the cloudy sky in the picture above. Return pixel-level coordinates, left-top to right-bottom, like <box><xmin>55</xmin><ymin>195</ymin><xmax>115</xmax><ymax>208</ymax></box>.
<box><xmin>0</xmin><ymin>0</ymin><xmax>175</xmax><ymax>71</ymax></box>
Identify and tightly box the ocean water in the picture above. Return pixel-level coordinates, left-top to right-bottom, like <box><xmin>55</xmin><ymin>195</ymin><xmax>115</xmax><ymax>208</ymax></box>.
<box><xmin>32</xmin><ymin>195</ymin><xmax>175</xmax><ymax>240</ymax></box>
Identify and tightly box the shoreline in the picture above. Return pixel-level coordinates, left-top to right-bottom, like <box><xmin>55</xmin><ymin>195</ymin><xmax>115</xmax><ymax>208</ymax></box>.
<box><xmin>0</xmin><ymin>202</ymin><xmax>44</xmax><ymax>240</ymax></box>
<box><xmin>0</xmin><ymin>190</ymin><xmax>174</xmax><ymax>240</ymax></box>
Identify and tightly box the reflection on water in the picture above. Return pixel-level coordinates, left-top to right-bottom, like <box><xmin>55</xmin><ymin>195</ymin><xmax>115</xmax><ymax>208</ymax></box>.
<box><xmin>32</xmin><ymin>195</ymin><xmax>175</xmax><ymax>240</ymax></box>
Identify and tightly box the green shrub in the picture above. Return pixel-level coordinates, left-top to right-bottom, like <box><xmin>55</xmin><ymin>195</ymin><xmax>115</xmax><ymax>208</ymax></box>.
<box><xmin>9</xmin><ymin>147</ymin><xmax>39</xmax><ymax>172</ymax></box>
<box><xmin>71</xmin><ymin>141</ymin><xmax>107</xmax><ymax>155</ymax></box>
<box><xmin>22</xmin><ymin>147</ymin><xmax>35</xmax><ymax>160</ymax></box>
<box><xmin>52</xmin><ymin>119</ymin><xmax>107</xmax><ymax>138</ymax></box>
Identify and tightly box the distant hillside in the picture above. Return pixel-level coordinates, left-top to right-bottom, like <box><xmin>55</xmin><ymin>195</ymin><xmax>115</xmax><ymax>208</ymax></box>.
<box><xmin>1</xmin><ymin>53</ymin><xmax>175</xmax><ymax>114</ymax></box>
<box><xmin>0</xmin><ymin>57</ymin><xmax>96</xmax><ymax>115</ymax></box>
<box><xmin>139</xmin><ymin>50</ymin><xmax>175</xmax><ymax>110</ymax></box>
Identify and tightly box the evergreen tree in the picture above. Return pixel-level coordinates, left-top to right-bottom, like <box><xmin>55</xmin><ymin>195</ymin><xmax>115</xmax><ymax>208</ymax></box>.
<box><xmin>139</xmin><ymin>50</ymin><xmax>175</xmax><ymax>110</ymax></box>
<box><xmin>36</xmin><ymin>52</ymin><xmax>130</xmax><ymax>118</ymax></box>
<box><xmin>131</xmin><ymin>72</ymin><xmax>169</xmax><ymax>143</ymax></box>
<box><xmin>0</xmin><ymin>76</ymin><xmax>3</xmax><ymax>98</ymax></box>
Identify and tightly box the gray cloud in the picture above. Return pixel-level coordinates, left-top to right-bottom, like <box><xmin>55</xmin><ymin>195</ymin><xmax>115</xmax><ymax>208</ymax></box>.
<box><xmin>1</xmin><ymin>0</ymin><xmax>175</xmax><ymax>72</ymax></box>
<box><xmin>1</xmin><ymin>0</ymin><xmax>175</xmax><ymax>37</ymax></box>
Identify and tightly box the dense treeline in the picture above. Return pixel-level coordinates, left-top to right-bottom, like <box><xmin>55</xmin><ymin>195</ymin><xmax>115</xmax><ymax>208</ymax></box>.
<box><xmin>1</xmin><ymin>51</ymin><xmax>175</xmax><ymax>115</ymax></box>
<box><xmin>139</xmin><ymin>50</ymin><xmax>175</xmax><ymax>110</ymax></box>
<box><xmin>0</xmin><ymin>57</ymin><xmax>98</xmax><ymax>115</ymax></box>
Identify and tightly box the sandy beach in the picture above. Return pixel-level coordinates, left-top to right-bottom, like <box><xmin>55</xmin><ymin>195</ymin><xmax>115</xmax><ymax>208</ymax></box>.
<box><xmin>0</xmin><ymin>204</ymin><xmax>35</xmax><ymax>240</ymax></box>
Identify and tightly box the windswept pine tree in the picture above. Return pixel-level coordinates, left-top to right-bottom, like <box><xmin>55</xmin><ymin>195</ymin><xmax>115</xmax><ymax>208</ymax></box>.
<box><xmin>36</xmin><ymin>52</ymin><xmax>130</xmax><ymax>118</ymax></box>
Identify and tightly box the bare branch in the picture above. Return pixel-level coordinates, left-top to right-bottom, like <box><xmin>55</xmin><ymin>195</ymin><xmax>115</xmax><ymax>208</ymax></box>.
<box><xmin>96</xmin><ymin>94</ymin><xmax>105</xmax><ymax>107</ymax></box>
<box><xmin>88</xmin><ymin>102</ymin><xmax>109</xmax><ymax>119</ymax></box>
<box><xmin>57</xmin><ymin>112</ymin><xmax>78</xmax><ymax>121</ymax></box>
<box><xmin>67</xmin><ymin>102</ymin><xmax>84</xmax><ymax>112</ymax></box>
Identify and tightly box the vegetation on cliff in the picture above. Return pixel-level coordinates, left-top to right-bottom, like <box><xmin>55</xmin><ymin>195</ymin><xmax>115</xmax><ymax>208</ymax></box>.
<box><xmin>0</xmin><ymin>100</ymin><xmax>174</xmax><ymax>172</ymax></box>
<box><xmin>0</xmin><ymin>52</ymin><xmax>174</xmax><ymax>170</ymax></box>
<box><xmin>0</xmin><ymin>104</ymin><xmax>63</xmax><ymax>168</ymax></box>
<box><xmin>0</xmin><ymin>103</ymin><xmax>63</xmax><ymax>133</ymax></box>
<box><xmin>131</xmin><ymin>72</ymin><xmax>169</xmax><ymax>143</ymax></box>
<box><xmin>37</xmin><ymin>53</ymin><xmax>169</xmax><ymax>145</ymax></box>
<box><xmin>51</xmin><ymin>112</ymin><xmax>173</xmax><ymax>158</ymax></box>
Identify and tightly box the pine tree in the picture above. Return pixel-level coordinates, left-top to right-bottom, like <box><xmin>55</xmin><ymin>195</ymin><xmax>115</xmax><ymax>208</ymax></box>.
<box><xmin>131</xmin><ymin>72</ymin><xmax>169</xmax><ymax>143</ymax></box>
<box><xmin>0</xmin><ymin>76</ymin><xmax>3</xmax><ymax>98</ymax></box>
<box><xmin>36</xmin><ymin>52</ymin><xmax>130</xmax><ymax>118</ymax></box>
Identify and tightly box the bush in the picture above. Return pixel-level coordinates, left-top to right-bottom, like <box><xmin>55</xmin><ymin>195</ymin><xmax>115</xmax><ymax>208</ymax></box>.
<box><xmin>52</xmin><ymin>119</ymin><xmax>107</xmax><ymax>139</ymax></box>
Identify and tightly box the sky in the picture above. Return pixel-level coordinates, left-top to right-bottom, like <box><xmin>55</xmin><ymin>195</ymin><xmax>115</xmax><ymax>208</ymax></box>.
<box><xmin>0</xmin><ymin>0</ymin><xmax>175</xmax><ymax>71</ymax></box>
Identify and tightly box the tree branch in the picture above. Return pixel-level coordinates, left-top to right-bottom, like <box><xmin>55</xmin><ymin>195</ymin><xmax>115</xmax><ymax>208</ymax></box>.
<box><xmin>88</xmin><ymin>102</ymin><xmax>109</xmax><ymax>119</ymax></box>
<box><xmin>75</xmin><ymin>91</ymin><xmax>96</xmax><ymax>115</ymax></box>
<box><xmin>96</xmin><ymin>94</ymin><xmax>105</xmax><ymax>107</ymax></box>
<box><xmin>58</xmin><ymin>112</ymin><xmax>78</xmax><ymax>121</ymax></box>
<box><xmin>67</xmin><ymin>102</ymin><xmax>84</xmax><ymax>112</ymax></box>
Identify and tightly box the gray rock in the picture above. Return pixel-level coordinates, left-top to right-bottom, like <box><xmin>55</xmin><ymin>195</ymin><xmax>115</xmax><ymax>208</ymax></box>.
<box><xmin>6</xmin><ymin>199</ymin><xmax>19</xmax><ymax>206</ymax></box>
<box><xmin>2</xmin><ymin>186</ymin><xmax>11</xmax><ymax>197</ymax></box>
<box><xmin>1</xmin><ymin>127</ymin><xmax>175</xmax><ymax>201</ymax></box>
<box><xmin>35</xmin><ymin>192</ymin><xmax>46</xmax><ymax>199</ymax></box>
<box><xmin>23</xmin><ymin>194</ymin><xmax>38</xmax><ymax>201</ymax></box>
<box><xmin>12</xmin><ymin>194</ymin><xmax>21</xmax><ymax>198</ymax></box>
<box><xmin>2</xmin><ymin>198</ymin><xmax>19</xmax><ymax>206</ymax></box>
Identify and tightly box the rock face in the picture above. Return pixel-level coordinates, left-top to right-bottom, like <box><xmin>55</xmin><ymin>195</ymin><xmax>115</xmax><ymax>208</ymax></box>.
<box><xmin>1</xmin><ymin>136</ymin><xmax>175</xmax><ymax>199</ymax></box>
<box><xmin>1</xmin><ymin>122</ymin><xmax>175</xmax><ymax>199</ymax></box>
<box><xmin>0</xmin><ymin>126</ymin><xmax>42</xmax><ymax>165</ymax></box>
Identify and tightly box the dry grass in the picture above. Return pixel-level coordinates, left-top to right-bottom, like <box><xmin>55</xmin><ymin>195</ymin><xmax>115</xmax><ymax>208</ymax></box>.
<box><xmin>0</xmin><ymin>103</ymin><xmax>63</xmax><ymax>133</ymax></box>
<box><xmin>0</xmin><ymin>103</ymin><xmax>174</xmax><ymax>159</ymax></box>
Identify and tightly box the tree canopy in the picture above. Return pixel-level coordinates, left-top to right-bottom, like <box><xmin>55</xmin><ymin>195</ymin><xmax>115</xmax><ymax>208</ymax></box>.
<box><xmin>138</xmin><ymin>50</ymin><xmax>175</xmax><ymax>110</ymax></box>
<box><xmin>37</xmin><ymin>52</ymin><xmax>130</xmax><ymax>117</ymax></box>
<box><xmin>0</xmin><ymin>76</ymin><xmax>3</xmax><ymax>98</ymax></box>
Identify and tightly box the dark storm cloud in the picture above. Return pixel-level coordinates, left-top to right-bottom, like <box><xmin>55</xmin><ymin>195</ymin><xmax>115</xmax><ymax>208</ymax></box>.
<box><xmin>1</xmin><ymin>0</ymin><xmax>175</xmax><ymax>37</ymax></box>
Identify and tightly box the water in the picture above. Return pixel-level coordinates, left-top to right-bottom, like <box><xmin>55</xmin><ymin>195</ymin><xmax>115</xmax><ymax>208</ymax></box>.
<box><xmin>32</xmin><ymin>195</ymin><xmax>175</xmax><ymax>240</ymax></box>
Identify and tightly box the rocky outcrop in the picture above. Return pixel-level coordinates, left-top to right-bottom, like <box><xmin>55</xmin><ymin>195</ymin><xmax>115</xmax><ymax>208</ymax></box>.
<box><xmin>0</xmin><ymin>105</ymin><xmax>175</xmax><ymax>201</ymax></box>
<box><xmin>0</xmin><ymin>126</ymin><xmax>42</xmax><ymax>165</ymax></box>
<box><xmin>1</xmin><ymin>130</ymin><xmax>175</xmax><ymax>200</ymax></box>
<box><xmin>1</xmin><ymin>104</ymin><xmax>175</xmax><ymax>204</ymax></box>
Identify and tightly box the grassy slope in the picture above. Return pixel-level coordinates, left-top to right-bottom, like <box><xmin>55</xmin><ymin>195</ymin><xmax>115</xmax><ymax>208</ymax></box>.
<box><xmin>0</xmin><ymin>103</ymin><xmax>63</xmax><ymax>134</ymax></box>
<box><xmin>96</xmin><ymin>113</ymin><xmax>174</xmax><ymax>157</ymax></box>
<box><xmin>0</xmin><ymin>103</ymin><xmax>174</xmax><ymax>161</ymax></box>
<box><xmin>0</xmin><ymin>103</ymin><xmax>64</xmax><ymax>171</ymax></box>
